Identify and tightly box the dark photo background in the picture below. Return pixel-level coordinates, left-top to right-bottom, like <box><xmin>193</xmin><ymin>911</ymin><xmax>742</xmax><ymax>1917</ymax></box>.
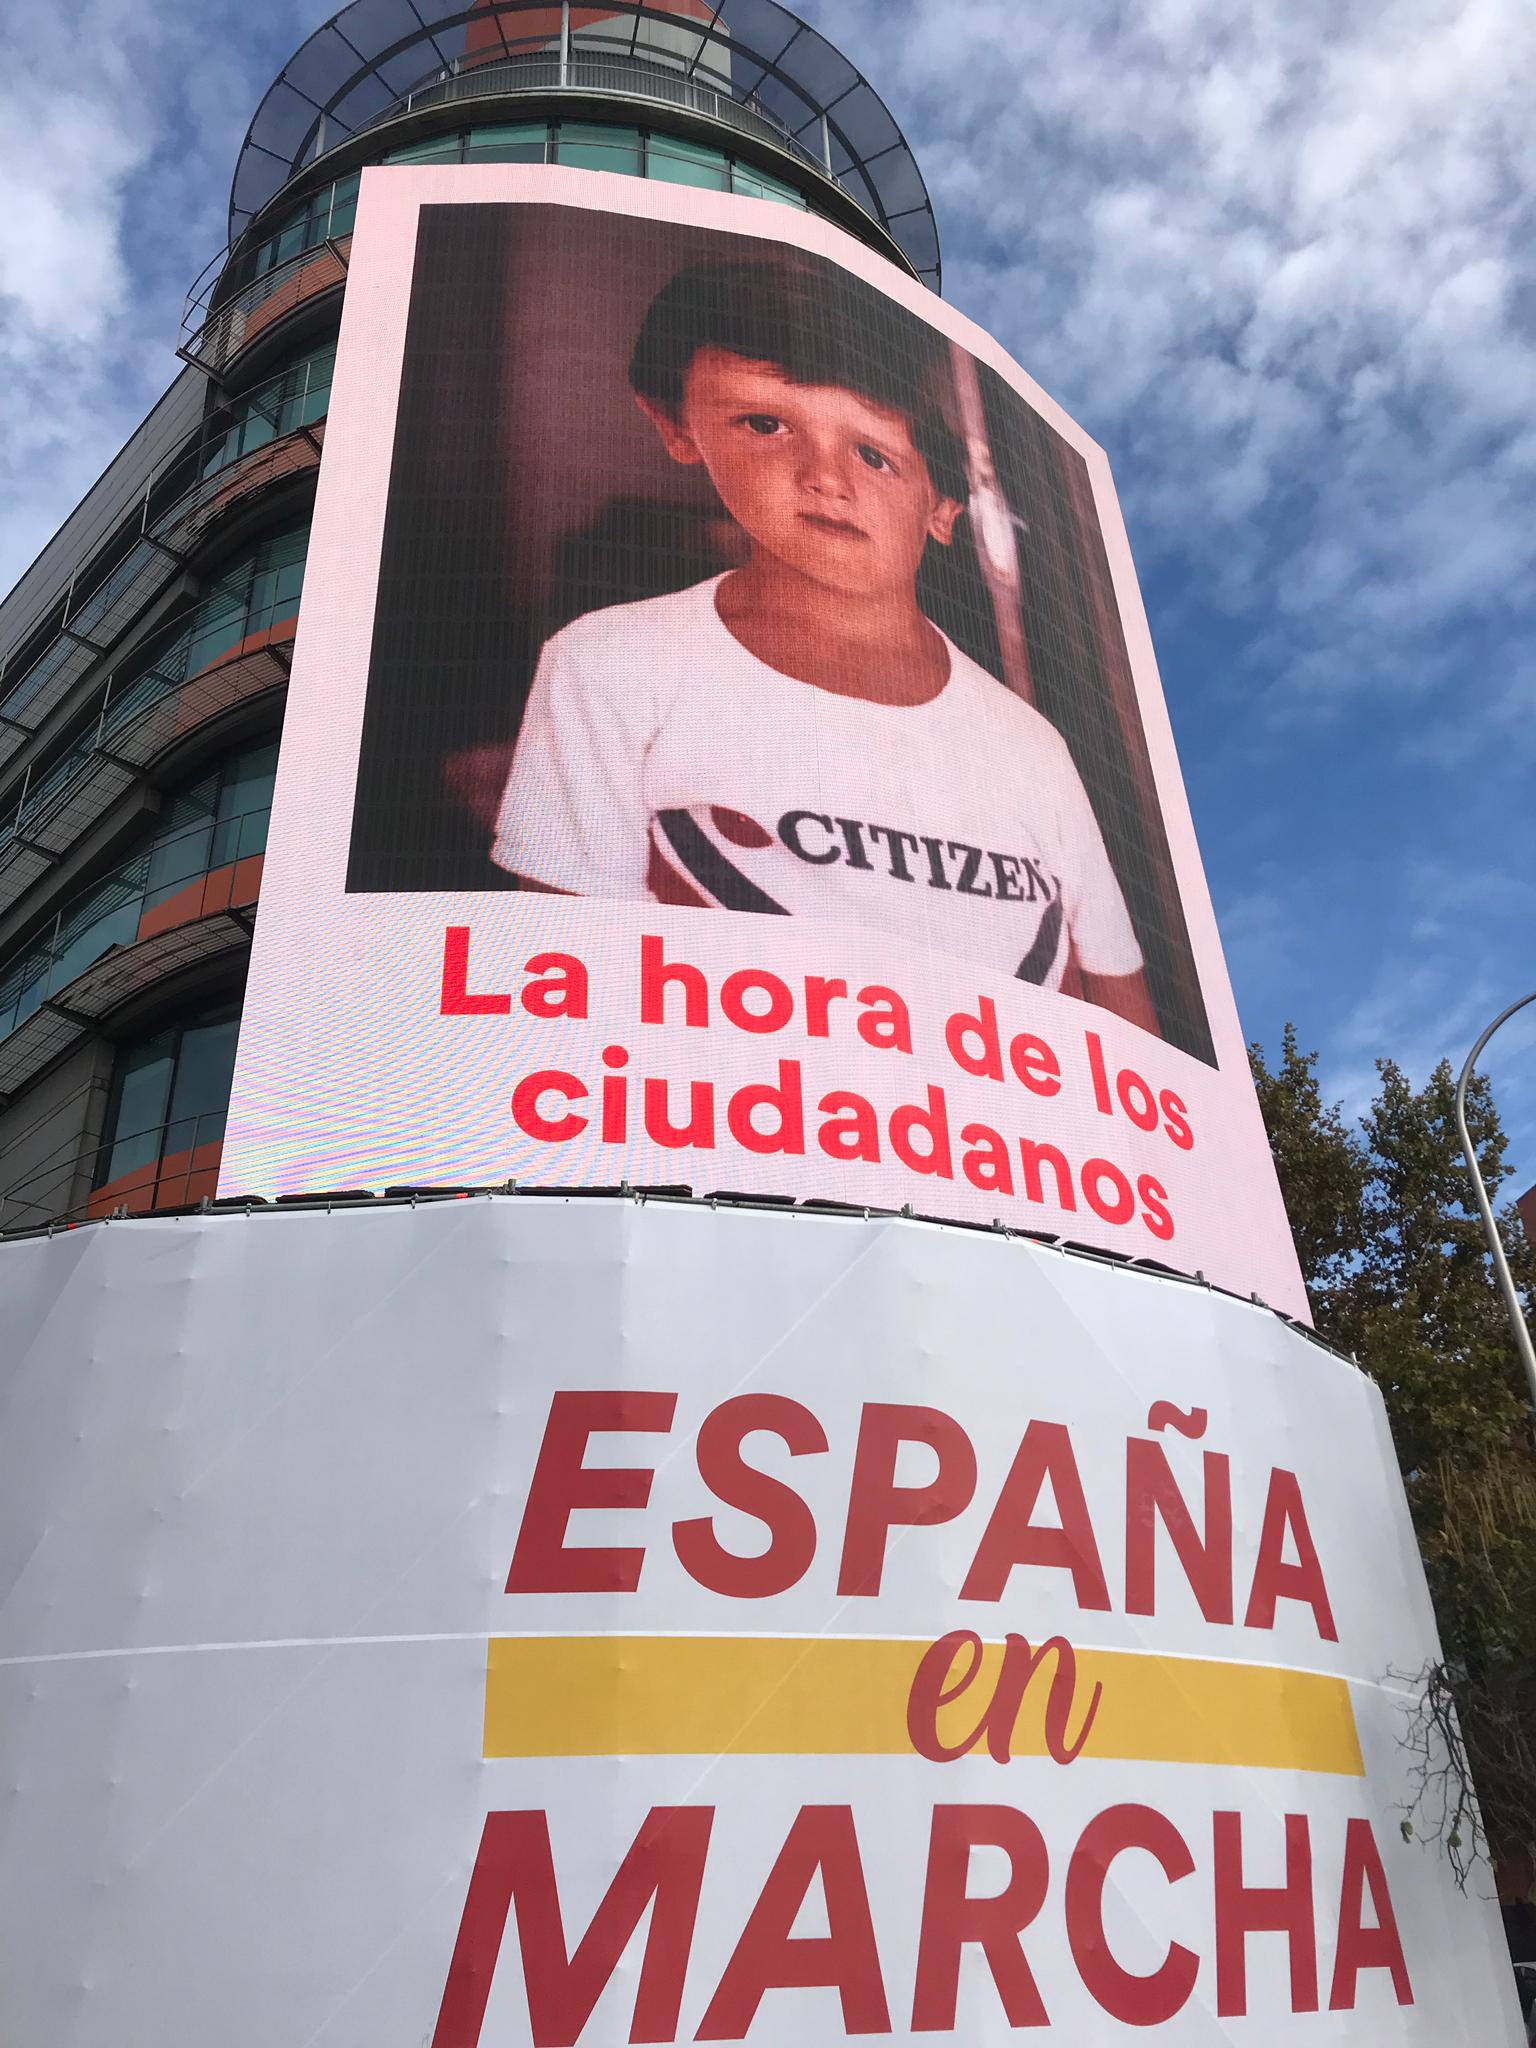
<box><xmin>345</xmin><ymin>203</ymin><xmax>1215</xmax><ymax>1063</ymax></box>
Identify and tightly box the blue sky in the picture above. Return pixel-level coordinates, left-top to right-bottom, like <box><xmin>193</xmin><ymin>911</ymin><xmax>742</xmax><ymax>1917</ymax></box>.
<box><xmin>2</xmin><ymin>0</ymin><xmax>1533</xmax><ymax>1199</ymax></box>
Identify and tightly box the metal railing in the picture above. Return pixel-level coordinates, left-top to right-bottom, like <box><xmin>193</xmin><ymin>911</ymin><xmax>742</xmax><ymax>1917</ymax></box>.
<box><xmin>0</xmin><ymin>600</ymin><xmax>293</xmax><ymax>878</ymax></box>
<box><xmin>180</xmin><ymin>236</ymin><xmax>350</xmax><ymax>379</ymax></box>
<box><xmin>379</xmin><ymin>47</ymin><xmax>835</xmax><ymax>179</ymax></box>
<box><xmin>182</xmin><ymin>38</ymin><xmax>853</xmax><ymax>376</ymax></box>
<box><xmin>0</xmin><ymin>804</ymin><xmax>270</xmax><ymax>1047</ymax></box>
<box><xmin>0</xmin><ymin>1107</ymin><xmax>230</xmax><ymax>1233</ymax></box>
<box><xmin>0</xmin><ymin>422</ymin><xmax>319</xmax><ymax>765</ymax></box>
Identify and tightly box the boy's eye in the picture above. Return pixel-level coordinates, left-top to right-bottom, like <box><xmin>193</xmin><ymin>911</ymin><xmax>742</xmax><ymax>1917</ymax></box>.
<box><xmin>855</xmin><ymin>443</ymin><xmax>894</xmax><ymax>472</ymax></box>
<box><xmin>741</xmin><ymin>414</ymin><xmax>785</xmax><ymax>436</ymax></box>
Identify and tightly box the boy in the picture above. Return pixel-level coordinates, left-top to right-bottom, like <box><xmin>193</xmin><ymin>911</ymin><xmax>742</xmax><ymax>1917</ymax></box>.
<box><xmin>492</xmin><ymin>249</ymin><xmax>1156</xmax><ymax>1033</ymax></box>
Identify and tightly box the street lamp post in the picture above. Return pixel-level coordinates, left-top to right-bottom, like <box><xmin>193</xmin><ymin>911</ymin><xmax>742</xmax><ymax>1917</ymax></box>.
<box><xmin>1455</xmin><ymin>991</ymin><xmax>1536</xmax><ymax>1411</ymax></box>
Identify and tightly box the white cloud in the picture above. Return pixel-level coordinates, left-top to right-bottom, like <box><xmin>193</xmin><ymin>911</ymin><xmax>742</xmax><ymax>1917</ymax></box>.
<box><xmin>1320</xmin><ymin>864</ymin><xmax>1536</xmax><ymax>1184</ymax></box>
<box><xmin>809</xmin><ymin>0</ymin><xmax>1536</xmax><ymax>742</ymax></box>
<box><xmin>799</xmin><ymin>0</ymin><xmax>1536</xmax><ymax>1182</ymax></box>
<box><xmin>0</xmin><ymin>1</ymin><xmax>309</xmax><ymax>598</ymax></box>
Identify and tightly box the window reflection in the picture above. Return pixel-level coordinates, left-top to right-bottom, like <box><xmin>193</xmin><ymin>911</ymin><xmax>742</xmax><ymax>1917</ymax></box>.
<box><xmin>376</xmin><ymin>121</ymin><xmax>809</xmax><ymax>207</ymax></box>
<box><xmin>96</xmin><ymin>1003</ymin><xmax>242</xmax><ymax>1193</ymax></box>
<box><xmin>201</xmin><ymin>347</ymin><xmax>335</xmax><ymax>479</ymax></box>
<box><xmin>250</xmin><ymin>173</ymin><xmax>360</xmax><ymax>279</ymax></box>
<box><xmin>0</xmin><ymin>738</ymin><xmax>278</xmax><ymax>1044</ymax></box>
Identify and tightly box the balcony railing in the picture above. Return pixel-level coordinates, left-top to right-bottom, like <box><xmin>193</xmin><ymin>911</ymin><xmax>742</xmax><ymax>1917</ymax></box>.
<box><xmin>379</xmin><ymin>47</ymin><xmax>836</xmax><ymax>179</ymax></box>
<box><xmin>0</xmin><ymin>1107</ymin><xmax>232</xmax><ymax>1233</ymax></box>
<box><xmin>228</xmin><ymin>2</ymin><xmax>940</xmax><ymax>284</ymax></box>
<box><xmin>181</xmin><ymin>36</ymin><xmax>868</xmax><ymax>379</ymax></box>
<box><xmin>181</xmin><ymin>236</ymin><xmax>350</xmax><ymax>380</ymax></box>
<box><xmin>0</xmin><ymin>802</ymin><xmax>270</xmax><ymax>1056</ymax></box>
<box><xmin>0</xmin><ymin>428</ymin><xmax>314</xmax><ymax>924</ymax></box>
<box><xmin>0</xmin><ymin>618</ymin><xmax>291</xmax><ymax>884</ymax></box>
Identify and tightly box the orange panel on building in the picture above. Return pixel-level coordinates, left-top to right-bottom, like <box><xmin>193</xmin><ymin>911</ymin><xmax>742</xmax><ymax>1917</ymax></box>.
<box><xmin>135</xmin><ymin>854</ymin><xmax>264</xmax><ymax>945</ymax></box>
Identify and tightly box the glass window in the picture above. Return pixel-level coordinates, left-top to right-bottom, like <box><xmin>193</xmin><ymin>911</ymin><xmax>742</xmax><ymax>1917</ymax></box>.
<box><xmin>648</xmin><ymin>137</ymin><xmax>729</xmax><ymax>190</ymax></box>
<box><xmin>3</xmin><ymin>741</ymin><xmax>278</xmax><ymax>1040</ymax></box>
<box><xmin>0</xmin><ymin>947</ymin><xmax>50</xmax><ymax>1041</ymax></box>
<box><xmin>0</xmin><ymin>741</ymin><xmax>278</xmax><ymax>1051</ymax></box>
<box><xmin>465</xmin><ymin>122</ymin><xmax>548</xmax><ymax>163</ymax></box>
<box><xmin>260</xmin><ymin>215</ymin><xmax>310</xmax><ymax>275</ymax></box>
<box><xmin>201</xmin><ymin>345</ymin><xmax>336</xmax><ymax>479</ymax></box>
<box><xmin>0</xmin><ymin>528</ymin><xmax>303</xmax><ymax>889</ymax></box>
<box><xmin>97</xmin><ymin>1003</ymin><xmax>241</xmax><ymax>1191</ymax></box>
<box><xmin>44</xmin><ymin>875</ymin><xmax>143</xmax><ymax>994</ymax></box>
<box><xmin>384</xmin><ymin>135</ymin><xmax>464</xmax><ymax>164</ymax></box>
<box><xmin>211</xmin><ymin>740</ymin><xmax>279</xmax><ymax>866</ymax></box>
<box><xmin>165</xmin><ymin>1010</ymin><xmax>241</xmax><ymax>1144</ymax></box>
<box><xmin>252</xmin><ymin>195</ymin><xmax>317</xmax><ymax>279</ymax></box>
<box><xmin>140</xmin><ymin>740</ymin><xmax>273</xmax><ymax>905</ymax></box>
<box><xmin>183</xmin><ymin>525</ymin><xmax>310</xmax><ymax>676</ymax></box>
<box><xmin>183</xmin><ymin>585</ymin><xmax>251</xmax><ymax>677</ymax></box>
<box><xmin>731</xmin><ymin>164</ymin><xmax>808</xmax><ymax>207</ymax></box>
<box><xmin>248</xmin><ymin>527</ymin><xmax>309</xmax><ymax>634</ymax></box>
<box><xmin>556</xmin><ymin>123</ymin><xmax>644</xmax><ymax>175</ymax></box>
<box><xmin>145</xmin><ymin>773</ymin><xmax>220</xmax><ymax>906</ymax></box>
<box><xmin>100</xmin><ymin>1033</ymin><xmax>177</xmax><ymax>1186</ymax></box>
<box><xmin>326</xmin><ymin>172</ymin><xmax>360</xmax><ymax>238</ymax></box>
<box><xmin>249</xmin><ymin>173</ymin><xmax>360</xmax><ymax>277</ymax></box>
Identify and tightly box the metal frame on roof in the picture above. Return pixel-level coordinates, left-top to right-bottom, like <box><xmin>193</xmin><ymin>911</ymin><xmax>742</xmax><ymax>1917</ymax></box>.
<box><xmin>231</xmin><ymin>0</ymin><xmax>940</xmax><ymax>287</ymax></box>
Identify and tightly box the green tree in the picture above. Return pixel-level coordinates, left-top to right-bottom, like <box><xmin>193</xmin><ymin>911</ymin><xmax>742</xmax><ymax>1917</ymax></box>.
<box><xmin>1248</xmin><ymin>1022</ymin><xmax>1369</xmax><ymax>1329</ymax></box>
<box><xmin>1250</xmin><ymin>1031</ymin><xmax>1536</xmax><ymax>1878</ymax></box>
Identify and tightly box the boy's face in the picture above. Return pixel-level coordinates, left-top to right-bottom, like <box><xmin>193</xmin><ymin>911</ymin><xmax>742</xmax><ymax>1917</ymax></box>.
<box><xmin>637</xmin><ymin>348</ymin><xmax>963</xmax><ymax>600</ymax></box>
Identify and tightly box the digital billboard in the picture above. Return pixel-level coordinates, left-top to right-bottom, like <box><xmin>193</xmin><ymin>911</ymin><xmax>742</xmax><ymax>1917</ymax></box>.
<box><xmin>0</xmin><ymin>1200</ymin><xmax>1522</xmax><ymax>2044</ymax></box>
<box><xmin>222</xmin><ymin>168</ymin><xmax>1305</xmax><ymax>1314</ymax></box>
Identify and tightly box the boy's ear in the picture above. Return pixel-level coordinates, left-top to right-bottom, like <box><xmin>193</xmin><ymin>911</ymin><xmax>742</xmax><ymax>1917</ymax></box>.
<box><xmin>634</xmin><ymin>393</ymin><xmax>705</xmax><ymax>466</ymax></box>
<box><xmin>927</xmin><ymin>496</ymin><xmax>965</xmax><ymax>547</ymax></box>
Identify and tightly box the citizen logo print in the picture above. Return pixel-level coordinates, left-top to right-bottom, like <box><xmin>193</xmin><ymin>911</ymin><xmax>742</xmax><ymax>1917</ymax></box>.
<box><xmin>651</xmin><ymin>802</ymin><xmax>1073</xmax><ymax>987</ymax></box>
<box><xmin>777</xmin><ymin>810</ymin><xmax>1058</xmax><ymax>904</ymax></box>
<box><xmin>648</xmin><ymin>806</ymin><xmax>1067</xmax><ymax>985</ymax></box>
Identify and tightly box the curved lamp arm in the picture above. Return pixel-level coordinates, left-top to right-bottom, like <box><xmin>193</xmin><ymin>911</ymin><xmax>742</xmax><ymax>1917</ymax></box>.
<box><xmin>1454</xmin><ymin>991</ymin><xmax>1536</xmax><ymax>1411</ymax></box>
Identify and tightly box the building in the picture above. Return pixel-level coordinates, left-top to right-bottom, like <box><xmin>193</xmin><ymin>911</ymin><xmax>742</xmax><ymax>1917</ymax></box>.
<box><xmin>0</xmin><ymin>0</ymin><xmax>938</xmax><ymax>1234</ymax></box>
<box><xmin>1</xmin><ymin>7</ymin><xmax>1526</xmax><ymax>2043</ymax></box>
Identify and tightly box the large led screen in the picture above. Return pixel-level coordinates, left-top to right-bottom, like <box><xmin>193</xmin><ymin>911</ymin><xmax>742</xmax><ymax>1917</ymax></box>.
<box><xmin>223</xmin><ymin>169</ymin><xmax>1305</xmax><ymax>1315</ymax></box>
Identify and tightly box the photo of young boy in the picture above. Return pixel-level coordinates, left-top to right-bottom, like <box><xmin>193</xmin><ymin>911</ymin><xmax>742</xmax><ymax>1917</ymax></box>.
<box><xmin>345</xmin><ymin>201</ymin><xmax>1214</xmax><ymax>1062</ymax></box>
<box><xmin>491</xmin><ymin>254</ymin><xmax>1156</xmax><ymax>1033</ymax></box>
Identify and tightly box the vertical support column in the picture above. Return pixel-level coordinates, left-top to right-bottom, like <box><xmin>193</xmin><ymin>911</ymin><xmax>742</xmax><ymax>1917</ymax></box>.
<box><xmin>820</xmin><ymin>112</ymin><xmax>832</xmax><ymax>171</ymax></box>
<box><xmin>560</xmin><ymin>0</ymin><xmax>571</xmax><ymax>86</ymax></box>
<box><xmin>11</xmin><ymin>760</ymin><xmax>32</xmax><ymax>843</ymax></box>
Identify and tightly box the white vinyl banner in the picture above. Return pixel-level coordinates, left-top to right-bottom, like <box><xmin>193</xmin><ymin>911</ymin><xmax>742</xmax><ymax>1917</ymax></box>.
<box><xmin>0</xmin><ymin>1198</ymin><xmax>1521</xmax><ymax>2045</ymax></box>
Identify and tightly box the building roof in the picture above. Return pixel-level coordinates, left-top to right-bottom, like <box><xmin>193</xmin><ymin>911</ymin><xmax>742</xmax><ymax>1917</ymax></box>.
<box><xmin>232</xmin><ymin>0</ymin><xmax>941</xmax><ymax>287</ymax></box>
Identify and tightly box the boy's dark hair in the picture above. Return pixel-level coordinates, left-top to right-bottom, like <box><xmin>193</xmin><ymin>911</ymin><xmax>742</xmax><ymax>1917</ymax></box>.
<box><xmin>630</xmin><ymin>251</ymin><xmax>970</xmax><ymax>506</ymax></box>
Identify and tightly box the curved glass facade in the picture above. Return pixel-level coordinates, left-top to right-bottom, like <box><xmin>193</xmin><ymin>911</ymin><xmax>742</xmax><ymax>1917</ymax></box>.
<box><xmin>251</xmin><ymin>172</ymin><xmax>360</xmax><ymax>279</ymax></box>
<box><xmin>202</xmin><ymin>347</ymin><xmax>335</xmax><ymax>478</ymax></box>
<box><xmin>182</xmin><ymin>524</ymin><xmax>309</xmax><ymax>672</ymax></box>
<box><xmin>93</xmin><ymin>998</ymin><xmax>243</xmax><ymax>1204</ymax></box>
<box><xmin>240</xmin><ymin>121</ymin><xmax>810</xmax><ymax>288</ymax></box>
<box><xmin>0</xmin><ymin>526</ymin><xmax>306</xmax><ymax>864</ymax></box>
<box><xmin>225</xmin><ymin>0</ymin><xmax>942</xmax><ymax>283</ymax></box>
<box><xmin>0</xmin><ymin>741</ymin><xmax>277</xmax><ymax>1045</ymax></box>
<box><xmin>381</xmin><ymin>119</ymin><xmax>809</xmax><ymax>204</ymax></box>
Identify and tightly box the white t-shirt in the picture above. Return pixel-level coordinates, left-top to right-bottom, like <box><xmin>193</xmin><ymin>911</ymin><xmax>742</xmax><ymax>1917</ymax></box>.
<box><xmin>493</xmin><ymin>574</ymin><xmax>1143</xmax><ymax>989</ymax></box>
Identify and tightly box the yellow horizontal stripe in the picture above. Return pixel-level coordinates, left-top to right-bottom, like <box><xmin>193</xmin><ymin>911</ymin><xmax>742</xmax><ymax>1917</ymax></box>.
<box><xmin>483</xmin><ymin>1635</ymin><xmax>1363</xmax><ymax>1777</ymax></box>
